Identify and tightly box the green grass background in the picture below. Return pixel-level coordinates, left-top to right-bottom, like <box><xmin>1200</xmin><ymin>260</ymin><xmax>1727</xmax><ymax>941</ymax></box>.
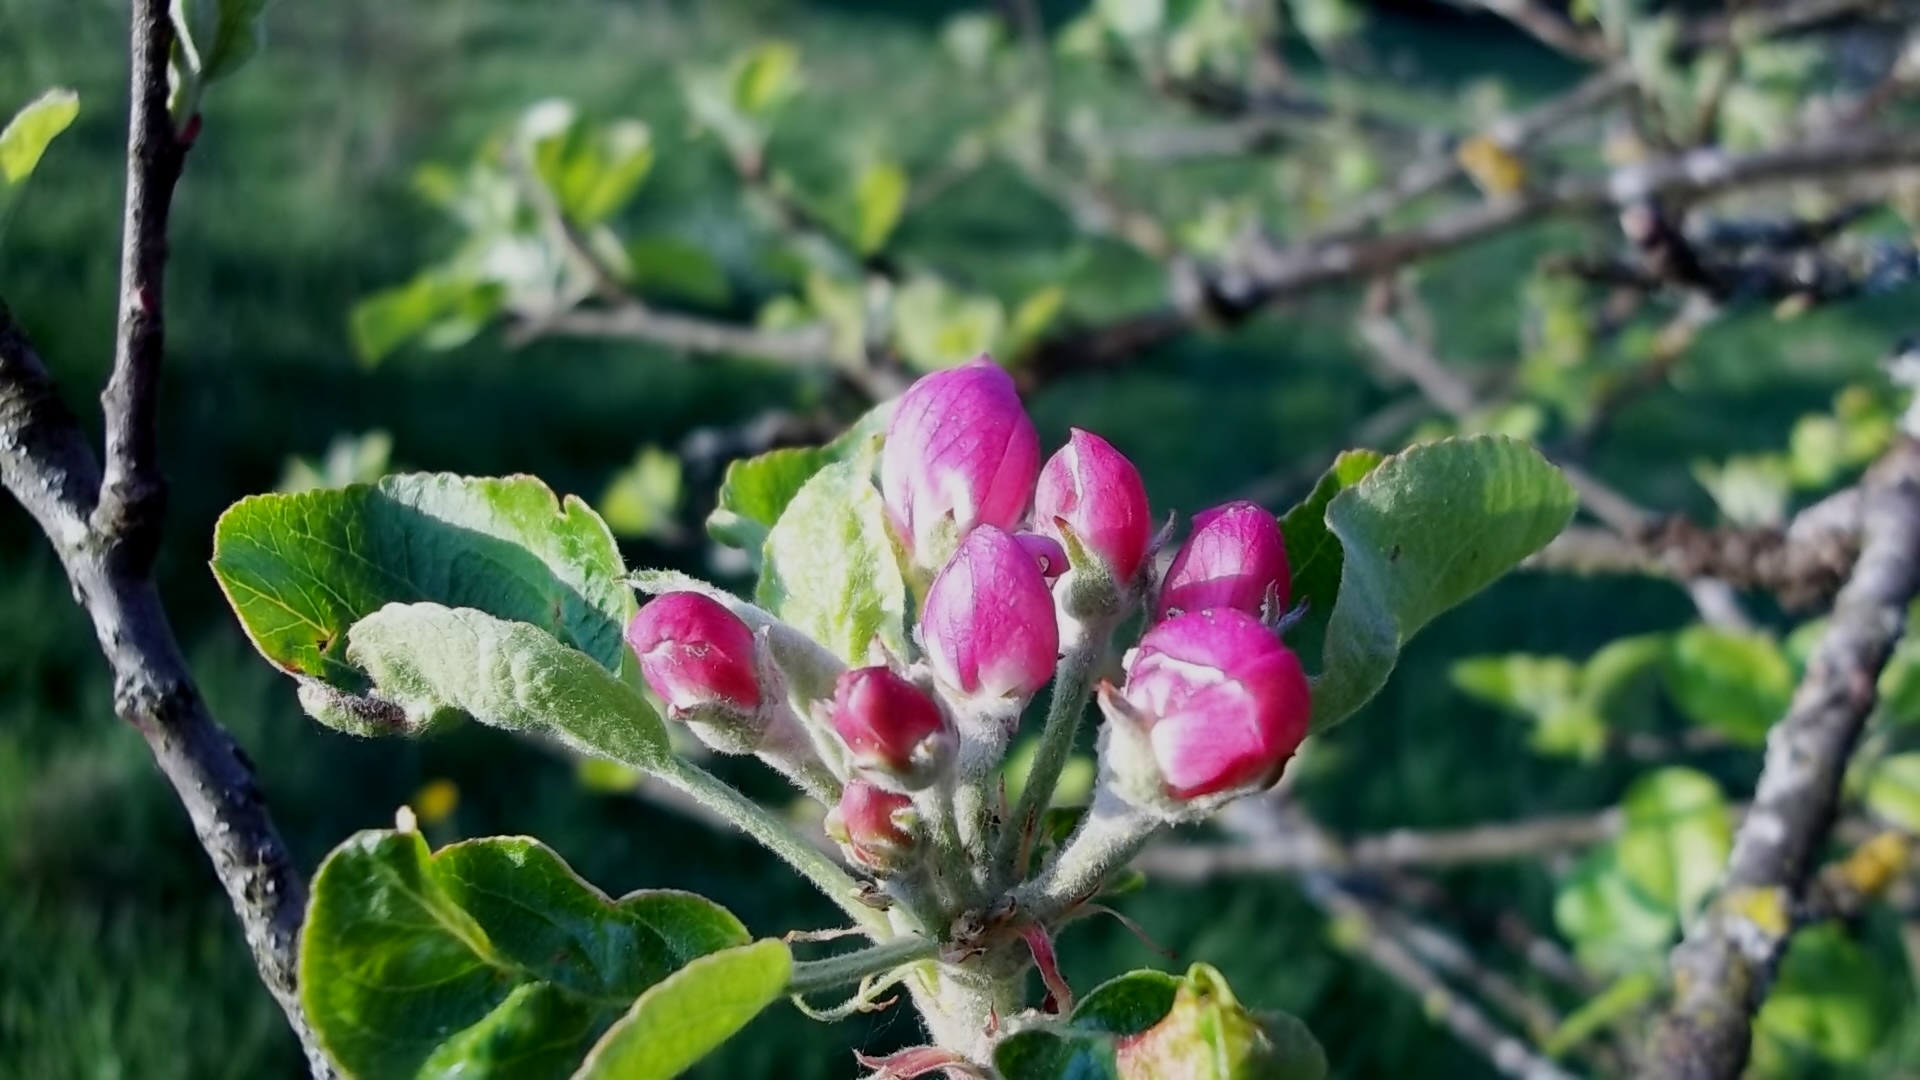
<box><xmin>2</xmin><ymin>0</ymin><xmax>1916</xmax><ymax>1076</ymax></box>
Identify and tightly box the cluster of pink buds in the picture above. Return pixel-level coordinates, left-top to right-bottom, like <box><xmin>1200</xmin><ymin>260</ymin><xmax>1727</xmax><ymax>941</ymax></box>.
<box><xmin>625</xmin><ymin>354</ymin><xmax>1314</xmax><ymax>882</ymax></box>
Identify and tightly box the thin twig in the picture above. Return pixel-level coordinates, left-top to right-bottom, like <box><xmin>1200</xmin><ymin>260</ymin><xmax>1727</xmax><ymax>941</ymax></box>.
<box><xmin>1454</xmin><ymin>0</ymin><xmax>1610</xmax><ymax>61</ymax></box>
<box><xmin>0</xmin><ymin>5</ymin><xmax>332</xmax><ymax>1072</ymax></box>
<box><xmin>1137</xmin><ymin>806</ymin><xmax>1625</xmax><ymax>879</ymax></box>
<box><xmin>1033</xmin><ymin>125</ymin><xmax>1920</xmax><ymax>379</ymax></box>
<box><xmin>93</xmin><ymin>0</ymin><xmax>189</xmax><ymax>571</ymax></box>
<box><xmin>1650</xmin><ymin>439</ymin><xmax>1920</xmax><ymax>1080</ymax></box>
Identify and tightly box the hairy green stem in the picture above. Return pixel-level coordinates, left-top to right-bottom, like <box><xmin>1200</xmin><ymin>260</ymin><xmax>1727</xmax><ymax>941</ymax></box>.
<box><xmin>919</xmin><ymin>776</ymin><xmax>975</xmax><ymax>914</ymax></box>
<box><xmin>788</xmin><ymin>934</ymin><xmax>941</xmax><ymax>997</ymax></box>
<box><xmin>993</xmin><ymin>638</ymin><xmax>1103</xmax><ymax>886</ymax></box>
<box><xmin>1010</xmin><ymin>790</ymin><xmax>1161</xmax><ymax>926</ymax></box>
<box><xmin>652</xmin><ymin>755</ymin><xmax>888</xmax><ymax>934</ymax></box>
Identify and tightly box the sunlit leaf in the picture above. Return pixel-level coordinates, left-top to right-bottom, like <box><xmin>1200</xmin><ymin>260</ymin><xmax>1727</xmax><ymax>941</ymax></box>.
<box><xmin>1308</xmin><ymin>437</ymin><xmax>1577</xmax><ymax>731</ymax></box>
<box><xmin>302</xmin><ymin>829</ymin><xmax>749</xmax><ymax>1079</ymax></box>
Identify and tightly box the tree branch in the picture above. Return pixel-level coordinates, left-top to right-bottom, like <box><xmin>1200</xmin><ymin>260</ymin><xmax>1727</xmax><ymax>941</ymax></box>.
<box><xmin>1033</xmin><ymin>126</ymin><xmax>1920</xmax><ymax>380</ymax></box>
<box><xmin>1649</xmin><ymin>439</ymin><xmax>1920</xmax><ymax>1080</ymax></box>
<box><xmin>0</xmin><ymin>3</ymin><xmax>331</xmax><ymax>1072</ymax></box>
<box><xmin>94</xmin><ymin>0</ymin><xmax>188</xmax><ymax>572</ymax></box>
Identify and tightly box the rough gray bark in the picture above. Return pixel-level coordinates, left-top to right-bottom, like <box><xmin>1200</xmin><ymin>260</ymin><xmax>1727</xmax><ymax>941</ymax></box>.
<box><xmin>0</xmin><ymin>2</ymin><xmax>333</xmax><ymax>1074</ymax></box>
<box><xmin>1648</xmin><ymin>439</ymin><xmax>1920</xmax><ymax>1079</ymax></box>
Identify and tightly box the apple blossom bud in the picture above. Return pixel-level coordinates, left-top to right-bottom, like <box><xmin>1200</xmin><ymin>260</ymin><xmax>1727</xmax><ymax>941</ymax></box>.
<box><xmin>1036</xmin><ymin>429</ymin><xmax>1153</xmax><ymax>584</ymax></box>
<box><xmin>880</xmin><ymin>357</ymin><xmax>1041</xmax><ymax>571</ymax></box>
<box><xmin>831</xmin><ymin>667</ymin><xmax>954</xmax><ymax>790</ymax></box>
<box><xmin>1110</xmin><ymin>609</ymin><xmax>1309</xmax><ymax>802</ymax></box>
<box><xmin>920</xmin><ymin>525</ymin><xmax>1060</xmax><ymax>702</ymax></box>
<box><xmin>824</xmin><ymin>779</ymin><xmax>921</xmax><ymax>874</ymax></box>
<box><xmin>625</xmin><ymin>592</ymin><xmax>761</xmax><ymax>718</ymax></box>
<box><xmin>1155</xmin><ymin>501</ymin><xmax>1290</xmax><ymax>621</ymax></box>
<box><xmin>1015</xmin><ymin>532</ymin><xmax>1069</xmax><ymax>581</ymax></box>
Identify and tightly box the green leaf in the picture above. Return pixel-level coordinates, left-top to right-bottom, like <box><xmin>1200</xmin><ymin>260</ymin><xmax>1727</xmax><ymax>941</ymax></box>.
<box><xmin>1070</xmin><ymin>970</ymin><xmax>1181</xmax><ymax>1035</ymax></box>
<box><xmin>1554</xmin><ymin>846</ymin><xmax>1677</xmax><ymax>975</ymax></box>
<box><xmin>734</xmin><ymin>44</ymin><xmax>801</xmax><ymax>116</ymax></box>
<box><xmin>627</xmin><ymin>237</ymin><xmax>731</xmax><ymax>306</ymax></box>
<box><xmin>1278</xmin><ymin>450</ymin><xmax>1387</xmax><ymax>657</ymax></box>
<box><xmin>1543</xmin><ymin>972</ymin><xmax>1659</xmax><ymax>1058</ymax></box>
<box><xmin>302</xmin><ymin>829</ymin><xmax>749</xmax><ymax>1080</ymax></box>
<box><xmin>0</xmin><ymin>89</ymin><xmax>79</xmax><ymax>184</ymax></box>
<box><xmin>994</xmin><ymin>1030</ymin><xmax>1117</xmax><ymax>1079</ymax></box>
<box><xmin>892</xmin><ymin>277</ymin><xmax>1005</xmax><ymax>372</ymax></box>
<box><xmin>1006</xmin><ymin>286</ymin><xmax>1067</xmax><ymax>353</ymax></box>
<box><xmin>852</xmin><ymin>160</ymin><xmax>909</xmax><ymax>255</ymax></box>
<box><xmin>277</xmin><ymin>430</ymin><xmax>395</xmax><ymax>494</ymax></box>
<box><xmin>706</xmin><ymin>403</ymin><xmax>892</xmax><ymax>555</ymax></box>
<box><xmin>1864</xmin><ymin>753</ymin><xmax>1920</xmax><ymax>832</ymax></box>
<box><xmin>173</xmin><ymin>0</ymin><xmax>270</xmax><ymax>86</ymax></box>
<box><xmin>350</xmin><ymin>272</ymin><xmax>503</xmax><ymax>365</ymax></box>
<box><xmin>574</xmin><ymin>939</ymin><xmax>792</xmax><ymax>1080</ymax></box>
<box><xmin>1308</xmin><ymin>436</ymin><xmax>1578</xmax><ymax>731</ymax></box>
<box><xmin>1615</xmin><ymin>767</ymin><xmax>1730</xmax><ymax>921</ymax></box>
<box><xmin>346</xmin><ymin>604</ymin><xmax>667</xmax><ymax>767</ymax></box>
<box><xmin>522</xmin><ymin>104</ymin><xmax>655</xmax><ymax>226</ymax></box>
<box><xmin>757</xmin><ymin>456</ymin><xmax>907</xmax><ymax>663</ymax></box>
<box><xmin>211</xmin><ymin>473</ymin><xmax>633</xmax><ymax>691</ymax></box>
<box><xmin>1451</xmin><ymin>653</ymin><xmax>1601</xmax><ymax>759</ymax></box>
<box><xmin>1753</xmin><ymin>924</ymin><xmax>1896</xmax><ymax>1073</ymax></box>
<box><xmin>599</xmin><ymin>447</ymin><xmax>683</xmax><ymax>540</ymax></box>
<box><xmin>1664</xmin><ymin>624</ymin><xmax>1792</xmax><ymax>745</ymax></box>
<box><xmin>994</xmin><ymin>1030</ymin><xmax>1116</xmax><ymax>1080</ymax></box>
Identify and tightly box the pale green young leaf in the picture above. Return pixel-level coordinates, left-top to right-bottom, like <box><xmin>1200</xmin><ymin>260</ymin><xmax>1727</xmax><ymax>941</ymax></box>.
<box><xmin>573</xmin><ymin>939</ymin><xmax>792</xmax><ymax>1080</ymax></box>
<box><xmin>852</xmin><ymin>160</ymin><xmax>909</xmax><ymax>255</ymax></box>
<box><xmin>0</xmin><ymin>89</ymin><xmax>79</xmax><ymax>184</ymax></box>
<box><xmin>1864</xmin><ymin>753</ymin><xmax>1920</xmax><ymax>833</ymax></box>
<box><xmin>1308</xmin><ymin>436</ymin><xmax>1577</xmax><ymax>731</ymax></box>
<box><xmin>349</xmin><ymin>272</ymin><xmax>503</xmax><ymax>365</ymax></box>
<box><xmin>599</xmin><ymin>447</ymin><xmax>683</xmax><ymax>540</ymax></box>
<box><xmin>346</xmin><ymin>603</ymin><xmax>666</xmax><ymax>767</ymax></box>
<box><xmin>707</xmin><ymin>402</ymin><xmax>892</xmax><ymax>554</ymax></box>
<box><xmin>892</xmin><ymin>276</ymin><xmax>1004</xmax><ymax>372</ymax></box>
<box><xmin>1614</xmin><ymin>767</ymin><xmax>1730</xmax><ymax>921</ymax></box>
<box><xmin>1664</xmin><ymin>624</ymin><xmax>1792</xmax><ymax>746</ymax></box>
<box><xmin>211</xmin><ymin>473</ymin><xmax>632</xmax><ymax>691</ymax></box>
<box><xmin>172</xmin><ymin>0</ymin><xmax>270</xmax><ymax>85</ymax></box>
<box><xmin>756</xmin><ymin>456</ymin><xmax>908</xmax><ymax>663</ymax></box>
<box><xmin>1553</xmin><ymin>846</ymin><xmax>1678</xmax><ymax>975</ymax></box>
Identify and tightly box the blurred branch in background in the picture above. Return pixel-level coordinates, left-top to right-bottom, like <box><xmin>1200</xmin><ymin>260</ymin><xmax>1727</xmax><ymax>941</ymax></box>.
<box><xmin>0</xmin><ymin>2</ymin><xmax>329</xmax><ymax>1074</ymax></box>
<box><xmin>1651</xmin><ymin>439</ymin><xmax>1920</xmax><ymax>1078</ymax></box>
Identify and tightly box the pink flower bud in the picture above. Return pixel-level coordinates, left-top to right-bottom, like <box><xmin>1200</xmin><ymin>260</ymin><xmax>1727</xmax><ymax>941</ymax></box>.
<box><xmin>1015</xmin><ymin>533</ymin><xmax>1069</xmax><ymax>581</ymax></box>
<box><xmin>1120</xmin><ymin>609</ymin><xmax>1309</xmax><ymax>799</ymax></box>
<box><xmin>1155</xmin><ymin>501</ymin><xmax>1290</xmax><ymax>621</ymax></box>
<box><xmin>831</xmin><ymin>667</ymin><xmax>953</xmax><ymax>789</ymax></box>
<box><xmin>824</xmin><ymin>779</ymin><xmax>920</xmax><ymax>873</ymax></box>
<box><xmin>1036</xmin><ymin>429</ymin><xmax>1152</xmax><ymax>584</ymax></box>
<box><xmin>921</xmin><ymin>525</ymin><xmax>1060</xmax><ymax>701</ymax></box>
<box><xmin>881</xmin><ymin>357</ymin><xmax>1041</xmax><ymax>567</ymax></box>
<box><xmin>625</xmin><ymin>592</ymin><xmax>761</xmax><ymax>717</ymax></box>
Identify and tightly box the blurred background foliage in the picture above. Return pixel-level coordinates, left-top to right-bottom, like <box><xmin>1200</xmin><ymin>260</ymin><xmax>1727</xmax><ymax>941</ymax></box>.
<box><xmin>4</xmin><ymin>0</ymin><xmax>1920</xmax><ymax>1076</ymax></box>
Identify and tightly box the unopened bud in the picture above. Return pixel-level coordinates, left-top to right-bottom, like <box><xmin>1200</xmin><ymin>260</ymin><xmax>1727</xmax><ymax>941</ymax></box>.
<box><xmin>920</xmin><ymin>525</ymin><xmax>1060</xmax><ymax>702</ymax></box>
<box><xmin>880</xmin><ymin>357</ymin><xmax>1041</xmax><ymax>574</ymax></box>
<box><xmin>831</xmin><ymin>667</ymin><xmax>954</xmax><ymax>790</ymax></box>
<box><xmin>626</xmin><ymin>592</ymin><xmax>762</xmax><ymax>720</ymax></box>
<box><xmin>1155</xmin><ymin>501</ymin><xmax>1290</xmax><ymax>622</ymax></box>
<box><xmin>824</xmin><ymin>779</ymin><xmax>922</xmax><ymax>874</ymax></box>
<box><xmin>1103</xmin><ymin>609</ymin><xmax>1309</xmax><ymax>808</ymax></box>
<box><xmin>1036</xmin><ymin>429</ymin><xmax>1153</xmax><ymax>585</ymax></box>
